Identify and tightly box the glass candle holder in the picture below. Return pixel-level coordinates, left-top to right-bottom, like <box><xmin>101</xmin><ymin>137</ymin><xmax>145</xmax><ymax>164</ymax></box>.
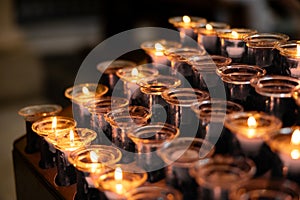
<box><xmin>105</xmin><ymin>106</ymin><xmax>151</xmax><ymax>163</ymax></box>
<box><xmin>157</xmin><ymin>137</ymin><xmax>215</xmax><ymax>200</ymax></box>
<box><xmin>32</xmin><ymin>116</ymin><xmax>76</xmax><ymax>169</ymax></box>
<box><xmin>164</xmin><ymin>47</ymin><xmax>207</xmax><ymax>88</ymax></box>
<box><xmin>96</xmin><ymin>59</ymin><xmax>137</xmax><ymax>96</ymax></box>
<box><xmin>267</xmin><ymin>126</ymin><xmax>300</xmax><ymax>183</ymax></box>
<box><xmin>161</xmin><ymin>88</ymin><xmax>209</xmax><ymax>138</ymax></box>
<box><xmin>18</xmin><ymin>104</ymin><xmax>62</xmax><ymax>154</ymax></box>
<box><xmin>250</xmin><ymin>75</ymin><xmax>300</xmax><ymax>127</ymax></box>
<box><xmin>140</xmin><ymin>39</ymin><xmax>181</xmax><ymax>68</ymax></box>
<box><xmin>85</xmin><ymin>96</ymin><xmax>129</xmax><ymax>145</ymax></box>
<box><xmin>229</xmin><ymin>178</ymin><xmax>300</xmax><ymax>200</ymax></box>
<box><xmin>53</xmin><ymin>128</ymin><xmax>97</xmax><ymax>186</ymax></box>
<box><xmin>276</xmin><ymin>40</ymin><xmax>300</xmax><ymax>77</ymax></box>
<box><xmin>65</xmin><ymin>83</ymin><xmax>109</xmax><ymax>128</ymax></box>
<box><xmin>94</xmin><ymin>163</ymin><xmax>148</xmax><ymax>200</ymax></box>
<box><xmin>190</xmin><ymin>155</ymin><xmax>256</xmax><ymax>200</ymax></box>
<box><xmin>187</xmin><ymin>54</ymin><xmax>232</xmax><ymax>94</ymax></box>
<box><xmin>168</xmin><ymin>15</ymin><xmax>207</xmax><ymax>46</ymax></box>
<box><xmin>216</xmin><ymin>64</ymin><xmax>266</xmax><ymax>110</ymax></box>
<box><xmin>224</xmin><ymin>111</ymin><xmax>282</xmax><ymax>156</ymax></box>
<box><xmin>125</xmin><ymin>186</ymin><xmax>182</xmax><ymax>200</ymax></box>
<box><xmin>244</xmin><ymin>32</ymin><xmax>289</xmax><ymax>75</ymax></box>
<box><xmin>191</xmin><ymin>99</ymin><xmax>244</xmax><ymax>155</ymax></box>
<box><xmin>68</xmin><ymin>145</ymin><xmax>122</xmax><ymax>200</ymax></box>
<box><xmin>127</xmin><ymin>122</ymin><xmax>179</xmax><ymax>183</ymax></box>
<box><xmin>137</xmin><ymin>75</ymin><xmax>181</xmax><ymax>123</ymax></box>
<box><xmin>218</xmin><ymin>28</ymin><xmax>257</xmax><ymax>63</ymax></box>
<box><xmin>196</xmin><ymin>21</ymin><xmax>230</xmax><ymax>55</ymax></box>
<box><xmin>116</xmin><ymin>64</ymin><xmax>159</xmax><ymax>101</ymax></box>
<box><xmin>292</xmin><ymin>85</ymin><xmax>300</xmax><ymax>125</ymax></box>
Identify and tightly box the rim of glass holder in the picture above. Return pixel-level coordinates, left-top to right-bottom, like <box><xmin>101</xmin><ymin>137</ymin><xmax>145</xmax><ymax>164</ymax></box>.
<box><xmin>137</xmin><ymin>75</ymin><xmax>181</xmax><ymax>95</ymax></box>
<box><xmin>276</xmin><ymin>40</ymin><xmax>300</xmax><ymax>58</ymax></box>
<box><xmin>191</xmin><ymin>99</ymin><xmax>244</xmax><ymax>122</ymax></box>
<box><xmin>68</xmin><ymin>145</ymin><xmax>122</xmax><ymax>173</ymax></box>
<box><xmin>96</xmin><ymin>59</ymin><xmax>137</xmax><ymax>74</ymax></box>
<box><xmin>54</xmin><ymin>128</ymin><xmax>97</xmax><ymax>152</ymax></box>
<box><xmin>64</xmin><ymin>83</ymin><xmax>109</xmax><ymax>104</ymax></box>
<box><xmin>188</xmin><ymin>55</ymin><xmax>232</xmax><ymax>72</ymax></box>
<box><xmin>168</xmin><ymin>16</ymin><xmax>207</xmax><ymax>28</ymax></box>
<box><xmin>217</xmin><ymin>28</ymin><xmax>258</xmax><ymax>40</ymax></box>
<box><xmin>105</xmin><ymin>106</ymin><xmax>152</xmax><ymax>129</ymax></box>
<box><xmin>217</xmin><ymin>64</ymin><xmax>267</xmax><ymax>84</ymax></box>
<box><xmin>116</xmin><ymin>64</ymin><xmax>159</xmax><ymax>83</ymax></box>
<box><xmin>85</xmin><ymin>96</ymin><xmax>129</xmax><ymax>114</ymax></box>
<box><xmin>189</xmin><ymin>155</ymin><xmax>256</xmax><ymax>190</ymax></box>
<box><xmin>18</xmin><ymin>104</ymin><xmax>63</xmax><ymax>122</ymax></box>
<box><xmin>195</xmin><ymin>21</ymin><xmax>230</xmax><ymax>34</ymax></box>
<box><xmin>140</xmin><ymin>39</ymin><xmax>182</xmax><ymax>54</ymax></box>
<box><xmin>127</xmin><ymin>122</ymin><xmax>180</xmax><ymax>147</ymax></box>
<box><xmin>158</xmin><ymin>137</ymin><xmax>215</xmax><ymax>168</ymax></box>
<box><xmin>94</xmin><ymin>163</ymin><xmax>148</xmax><ymax>192</ymax></box>
<box><xmin>229</xmin><ymin>178</ymin><xmax>300</xmax><ymax>200</ymax></box>
<box><xmin>244</xmin><ymin>32</ymin><xmax>289</xmax><ymax>48</ymax></box>
<box><xmin>161</xmin><ymin>87</ymin><xmax>210</xmax><ymax>107</ymax></box>
<box><xmin>250</xmin><ymin>75</ymin><xmax>300</xmax><ymax>98</ymax></box>
<box><xmin>32</xmin><ymin>116</ymin><xmax>77</xmax><ymax>137</ymax></box>
<box><xmin>164</xmin><ymin>47</ymin><xmax>207</xmax><ymax>62</ymax></box>
<box><xmin>125</xmin><ymin>186</ymin><xmax>183</xmax><ymax>200</ymax></box>
<box><xmin>224</xmin><ymin>111</ymin><xmax>282</xmax><ymax>140</ymax></box>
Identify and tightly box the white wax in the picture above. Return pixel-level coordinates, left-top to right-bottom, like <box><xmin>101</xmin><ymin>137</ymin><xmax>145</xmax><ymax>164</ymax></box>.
<box><xmin>279</xmin><ymin>152</ymin><xmax>300</xmax><ymax>174</ymax></box>
<box><xmin>235</xmin><ymin>134</ymin><xmax>264</xmax><ymax>156</ymax></box>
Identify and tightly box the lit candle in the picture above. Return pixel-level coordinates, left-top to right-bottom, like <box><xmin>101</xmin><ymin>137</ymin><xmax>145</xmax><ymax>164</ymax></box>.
<box><xmin>224</xmin><ymin>111</ymin><xmax>282</xmax><ymax>156</ymax></box>
<box><xmin>94</xmin><ymin>164</ymin><xmax>147</xmax><ymax>200</ymax></box>
<box><xmin>68</xmin><ymin>145</ymin><xmax>122</xmax><ymax>200</ymax></box>
<box><xmin>65</xmin><ymin>83</ymin><xmax>108</xmax><ymax>128</ymax></box>
<box><xmin>168</xmin><ymin>15</ymin><xmax>207</xmax><ymax>46</ymax></box>
<box><xmin>218</xmin><ymin>28</ymin><xmax>257</xmax><ymax>63</ymax></box>
<box><xmin>140</xmin><ymin>39</ymin><xmax>181</xmax><ymax>66</ymax></box>
<box><xmin>268</xmin><ymin>127</ymin><xmax>300</xmax><ymax>175</ymax></box>
<box><xmin>116</xmin><ymin>65</ymin><xmax>159</xmax><ymax>100</ymax></box>
<box><xmin>196</xmin><ymin>22</ymin><xmax>230</xmax><ymax>55</ymax></box>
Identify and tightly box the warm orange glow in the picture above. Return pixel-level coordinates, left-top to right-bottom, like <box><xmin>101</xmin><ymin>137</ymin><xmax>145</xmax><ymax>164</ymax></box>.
<box><xmin>82</xmin><ymin>86</ymin><xmax>90</xmax><ymax>95</ymax></box>
<box><xmin>297</xmin><ymin>44</ymin><xmax>300</xmax><ymax>57</ymax></box>
<box><xmin>291</xmin><ymin>129</ymin><xmax>300</xmax><ymax>145</ymax></box>
<box><xmin>131</xmin><ymin>68</ymin><xmax>139</xmax><ymax>76</ymax></box>
<box><xmin>52</xmin><ymin>116</ymin><xmax>57</xmax><ymax>130</ymax></box>
<box><xmin>154</xmin><ymin>43</ymin><xmax>164</xmax><ymax>56</ymax></box>
<box><xmin>182</xmin><ymin>15</ymin><xmax>191</xmax><ymax>23</ymax></box>
<box><xmin>206</xmin><ymin>24</ymin><xmax>213</xmax><ymax>30</ymax></box>
<box><xmin>231</xmin><ymin>31</ymin><xmax>239</xmax><ymax>39</ymax></box>
<box><xmin>291</xmin><ymin>149</ymin><xmax>300</xmax><ymax>159</ymax></box>
<box><xmin>114</xmin><ymin>167</ymin><xmax>123</xmax><ymax>194</ymax></box>
<box><xmin>69</xmin><ymin>130</ymin><xmax>74</xmax><ymax>146</ymax></box>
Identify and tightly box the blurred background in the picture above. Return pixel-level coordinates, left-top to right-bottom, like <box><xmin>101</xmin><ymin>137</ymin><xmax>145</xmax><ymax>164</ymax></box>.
<box><xmin>0</xmin><ymin>0</ymin><xmax>299</xmax><ymax>199</ymax></box>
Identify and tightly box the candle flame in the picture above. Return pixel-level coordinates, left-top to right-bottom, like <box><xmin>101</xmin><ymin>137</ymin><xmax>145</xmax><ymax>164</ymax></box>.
<box><xmin>114</xmin><ymin>167</ymin><xmax>123</xmax><ymax>194</ymax></box>
<box><xmin>297</xmin><ymin>44</ymin><xmax>300</xmax><ymax>57</ymax></box>
<box><xmin>247</xmin><ymin>116</ymin><xmax>257</xmax><ymax>128</ymax></box>
<box><xmin>69</xmin><ymin>129</ymin><xmax>74</xmax><ymax>146</ymax></box>
<box><xmin>206</xmin><ymin>24</ymin><xmax>213</xmax><ymax>30</ymax></box>
<box><xmin>52</xmin><ymin>116</ymin><xmax>57</xmax><ymax>130</ymax></box>
<box><xmin>114</xmin><ymin>167</ymin><xmax>123</xmax><ymax>181</ymax></box>
<box><xmin>182</xmin><ymin>15</ymin><xmax>191</xmax><ymax>23</ymax></box>
<box><xmin>291</xmin><ymin>149</ymin><xmax>300</xmax><ymax>159</ymax></box>
<box><xmin>131</xmin><ymin>68</ymin><xmax>139</xmax><ymax>76</ymax></box>
<box><xmin>82</xmin><ymin>86</ymin><xmax>90</xmax><ymax>95</ymax></box>
<box><xmin>231</xmin><ymin>31</ymin><xmax>239</xmax><ymax>39</ymax></box>
<box><xmin>291</xmin><ymin>129</ymin><xmax>300</xmax><ymax>145</ymax></box>
<box><xmin>154</xmin><ymin>43</ymin><xmax>164</xmax><ymax>56</ymax></box>
<box><xmin>90</xmin><ymin>151</ymin><xmax>98</xmax><ymax>162</ymax></box>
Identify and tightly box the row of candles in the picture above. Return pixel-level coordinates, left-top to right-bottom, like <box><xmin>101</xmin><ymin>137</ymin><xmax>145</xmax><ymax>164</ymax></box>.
<box><xmin>18</xmin><ymin>15</ymin><xmax>300</xmax><ymax>200</ymax></box>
